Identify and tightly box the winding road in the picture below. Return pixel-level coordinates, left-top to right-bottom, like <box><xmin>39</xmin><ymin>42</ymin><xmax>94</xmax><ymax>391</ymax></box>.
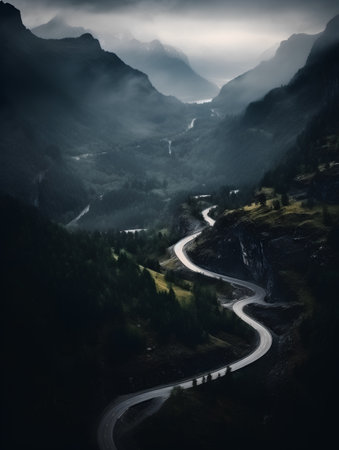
<box><xmin>98</xmin><ymin>206</ymin><xmax>272</xmax><ymax>450</ymax></box>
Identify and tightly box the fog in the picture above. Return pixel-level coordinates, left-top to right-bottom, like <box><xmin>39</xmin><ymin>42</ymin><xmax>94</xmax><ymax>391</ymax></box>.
<box><xmin>10</xmin><ymin>0</ymin><xmax>339</xmax><ymax>84</ymax></box>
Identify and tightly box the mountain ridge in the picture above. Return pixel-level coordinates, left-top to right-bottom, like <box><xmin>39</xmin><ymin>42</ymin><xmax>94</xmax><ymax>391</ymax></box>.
<box><xmin>32</xmin><ymin>14</ymin><xmax>89</xmax><ymax>39</ymax></box>
<box><xmin>0</xmin><ymin>1</ymin><xmax>188</xmax><ymax>221</ymax></box>
<box><xmin>212</xmin><ymin>31</ymin><xmax>319</xmax><ymax>115</ymax></box>
<box><xmin>185</xmin><ymin>15</ymin><xmax>339</xmax><ymax>188</ymax></box>
<box><xmin>32</xmin><ymin>15</ymin><xmax>219</xmax><ymax>102</ymax></box>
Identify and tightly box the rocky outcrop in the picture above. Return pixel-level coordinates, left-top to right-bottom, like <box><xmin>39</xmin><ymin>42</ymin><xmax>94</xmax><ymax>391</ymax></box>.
<box><xmin>188</xmin><ymin>210</ymin><xmax>321</xmax><ymax>303</ymax></box>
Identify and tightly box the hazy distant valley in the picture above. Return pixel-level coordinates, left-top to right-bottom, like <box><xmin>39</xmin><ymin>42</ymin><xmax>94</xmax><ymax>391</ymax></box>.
<box><xmin>2</xmin><ymin>3</ymin><xmax>338</xmax><ymax>230</ymax></box>
<box><xmin>32</xmin><ymin>15</ymin><xmax>220</xmax><ymax>102</ymax></box>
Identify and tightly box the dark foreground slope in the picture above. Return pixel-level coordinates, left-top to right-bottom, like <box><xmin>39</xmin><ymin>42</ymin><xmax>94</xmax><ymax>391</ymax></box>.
<box><xmin>0</xmin><ymin>195</ymin><xmax>188</xmax><ymax>450</ymax></box>
<box><xmin>1</xmin><ymin>195</ymin><xmax>154</xmax><ymax>450</ymax></box>
<box><xmin>1</xmin><ymin>193</ymin><xmax>254</xmax><ymax>450</ymax></box>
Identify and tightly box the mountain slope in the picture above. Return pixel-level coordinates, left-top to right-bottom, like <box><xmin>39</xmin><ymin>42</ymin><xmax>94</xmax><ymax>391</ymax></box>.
<box><xmin>108</xmin><ymin>37</ymin><xmax>219</xmax><ymax>102</ymax></box>
<box><xmin>187</xmin><ymin>14</ymin><xmax>339</xmax><ymax>187</ymax></box>
<box><xmin>212</xmin><ymin>32</ymin><xmax>319</xmax><ymax>115</ymax></box>
<box><xmin>32</xmin><ymin>15</ymin><xmax>89</xmax><ymax>39</ymax></box>
<box><xmin>0</xmin><ymin>2</ymin><xmax>188</xmax><ymax>220</ymax></box>
<box><xmin>33</xmin><ymin>15</ymin><xmax>219</xmax><ymax>102</ymax></box>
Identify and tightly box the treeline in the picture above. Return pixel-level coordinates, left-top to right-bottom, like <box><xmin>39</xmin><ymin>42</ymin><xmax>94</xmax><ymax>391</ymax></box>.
<box><xmin>102</xmin><ymin>190</ymin><xmax>208</xmax><ymax>267</ymax></box>
<box><xmin>211</xmin><ymin>184</ymin><xmax>254</xmax><ymax>214</ymax></box>
<box><xmin>77</xmin><ymin>186</ymin><xmax>207</xmax><ymax>232</ymax></box>
<box><xmin>192</xmin><ymin>282</ymin><xmax>253</xmax><ymax>341</ymax></box>
<box><xmin>82</xmin><ymin>187</ymin><xmax>165</xmax><ymax>230</ymax></box>
<box><xmin>105</xmin><ymin>229</ymin><xmax>253</xmax><ymax>343</ymax></box>
<box><xmin>105</xmin><ymin>228</ymin><xmax>172</xmax><ymax>270</ymax></box>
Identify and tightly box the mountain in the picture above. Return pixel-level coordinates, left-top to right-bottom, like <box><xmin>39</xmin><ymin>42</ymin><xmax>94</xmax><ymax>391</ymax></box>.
<box><xmin>306</xmin><ymin>14</ymin><xmax>339</xmax><ymax>64</ymax></box>
<box><xmin>3</xmin><ymin>2</ymin><xmax>338</xmax><ymax>230</ymax></box>
<box><xmin>184</xmin><ymin>14</ymin><xmax>339</xmax><ymax>187</ymax></box>
<box><xmin>106</xmin><ymin>36</ymin><xmax>219</xmax><ymax>102</ymax></box>
<box><xmin>33</xmin><ymin>16</ymin><xmax>219</xmax><ymax>102</ymax></box>
<box><xmin>212</xmin><ymin>32</ymin><xmax>319</xmax><ymax>115</ymax></box>
<box><xmin>256</xmin><ymin>42</ymin><xmax>280</xmax><ymax>62</ymax></box>
<box><xmin>0</xmin><ymin>2</ymin><xmax>188</xmax><ymax>221</ymax></box>
<box><xmin>32</xmin><ymin>15</ymin><xmax>89</xmax><ymax>39</ymax></box>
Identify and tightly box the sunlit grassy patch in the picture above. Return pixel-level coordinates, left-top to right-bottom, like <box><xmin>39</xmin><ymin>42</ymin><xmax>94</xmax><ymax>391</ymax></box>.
<box><xmin>147</xmin><ymin>268</ymin><xmax>193</xmax><ymax>305</ymax></box>
<box><xmin>236</xmin><ymin>198</ymin><xmax>339</xmax><ymax>230</ymax></box>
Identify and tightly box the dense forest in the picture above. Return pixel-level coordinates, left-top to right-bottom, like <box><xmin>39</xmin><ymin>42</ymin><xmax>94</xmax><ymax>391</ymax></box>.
<box><xmin>1</xmin><ymin>194</ymin><xmax>252</xmax><ymax>450</ymax></box>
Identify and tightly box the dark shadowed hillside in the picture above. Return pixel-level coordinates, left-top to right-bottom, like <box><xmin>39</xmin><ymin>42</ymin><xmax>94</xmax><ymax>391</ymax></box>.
<box><xmin>1</xmin><ymin>194</ymin><xmax>254</xmax><ymax>450</ymax></box>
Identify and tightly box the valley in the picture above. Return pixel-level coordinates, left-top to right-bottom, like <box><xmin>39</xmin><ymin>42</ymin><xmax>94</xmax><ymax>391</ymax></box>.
<box><xmin>1</xmin><ymin>2</ymin><xmax>339</xmax><ymax>450</ymax></box>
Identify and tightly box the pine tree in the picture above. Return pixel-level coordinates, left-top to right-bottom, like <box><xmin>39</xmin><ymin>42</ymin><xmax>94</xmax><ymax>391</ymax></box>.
<box><xmin>281</xmin><ymin>192</ymin><xmax>289</xmax><ymax>206</ymax></box>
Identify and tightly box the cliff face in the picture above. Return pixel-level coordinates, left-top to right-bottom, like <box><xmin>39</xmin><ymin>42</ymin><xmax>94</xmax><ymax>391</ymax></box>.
<box><xmin>188</xmin><ymin>220</ymin><xmax>277</xmax><ymax>300</ymax></box>
<box><xmin>236</xmin><ymin>226</ymin><xmax>274</xmax><ymax>297</ymax></box>
<box><xmin>188</xmin><ymin>204</ymin><xmax>327</xmax><ymax>303</ymax></box>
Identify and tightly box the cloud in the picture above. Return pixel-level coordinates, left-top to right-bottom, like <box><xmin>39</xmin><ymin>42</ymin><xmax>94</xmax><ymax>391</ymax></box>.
<box><xmin>9</xmin><ymin>0</ymin><xmax>339</xmax><ymax>15</ymax></box>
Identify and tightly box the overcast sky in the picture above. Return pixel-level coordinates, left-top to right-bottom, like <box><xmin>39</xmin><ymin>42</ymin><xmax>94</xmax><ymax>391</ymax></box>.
<box><xmin>10</xmin><ymin>0</ymin><xmax>339</xmax><ymax>85</ymax></box>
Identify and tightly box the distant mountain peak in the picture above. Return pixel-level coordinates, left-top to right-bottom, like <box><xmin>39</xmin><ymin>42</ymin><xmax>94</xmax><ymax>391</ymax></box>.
<box><xmin>273</xmin><ymin>32</ymin><xmax>319</xmax><ymax>62</ymax></box>
<box><xmin>307</xmin><ymin>14</ymin><xmax>339</xmax><ymax>65</ymax></box>
<box><xmin>79</xmin><ymin>32</ymin><xmax>96</xmax><ymax>41</ymax></box>
<box><xmin>69</xmin><ymin>32</ymin><xmax>101</xmax><ymax>51</ymax></box>
<box><xmin>150</xmin><ymin>38</ymin><xmax>162</xmax><ymax>47</ymax></box>
<box><xmin>98</xmin><ymin>33</ymin><xmax>217</xmax><ymax>101</ymax></box>
<box><xmin>45</xmin><ymin>15</ymin><xmax>64</xmax><ymax>25</ymax></box>
<box><xmin>212</xmin><ymin>30</ymin><xmax>319</xmax><ymax>115</ymax></box>
<box><xmin>32</xmin><ymin>14</ymin><xmax>89</xmax><ymax>39</ymax></box>
<box><xmin>325</xmin><ymin>13</ymin><xmax>339</xmax><ymax>31</ymax></box>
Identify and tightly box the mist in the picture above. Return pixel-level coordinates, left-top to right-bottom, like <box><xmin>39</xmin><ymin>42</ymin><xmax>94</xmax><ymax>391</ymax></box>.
<box><xmin>10</xmin><ymin>0</ymin><xmax>338</xmax><ymax>84</ymax></box>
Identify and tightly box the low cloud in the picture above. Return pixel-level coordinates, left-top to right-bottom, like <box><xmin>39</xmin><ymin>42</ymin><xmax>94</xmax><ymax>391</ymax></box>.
<box><xmin>10</xmin><ymin>0</ymin><xmax>339</xmax><ymax>84</ymax></box>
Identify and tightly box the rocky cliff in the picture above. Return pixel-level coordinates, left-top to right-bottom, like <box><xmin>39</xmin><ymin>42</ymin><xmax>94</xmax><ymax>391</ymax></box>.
<box><xmin>188</xmin><ymin>198</ymin><xmax>335</xmax><ymax>304</ymax></box>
